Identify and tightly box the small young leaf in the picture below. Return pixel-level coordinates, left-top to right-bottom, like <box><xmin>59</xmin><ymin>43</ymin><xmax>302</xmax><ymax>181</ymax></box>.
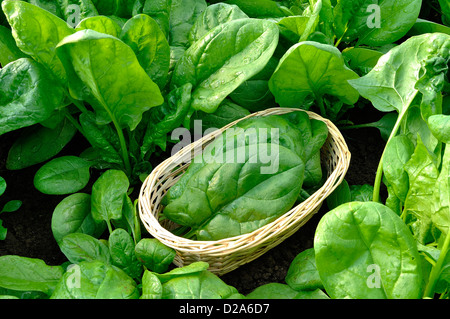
<box><xmin>75</xmin><ymin>15</ymin><xmax>122</xmax><ymax>37</ymax></box>
<box><xmin>135</xmin><ymin>238</ymin><xmax>176</xmax><ymax>274</ymax></box>
<box><xmin>108</xmin><ymin>229</ymin><xmax>142</xmax><ymax>279</ymax></box>
<box><xmin>51</xmin><ymin>193</ymin><xmax>105</xmax><ymax>243</ymax></box>
<box><xmin>0</xmin><ymin>177</ymin><xmax>6</xmax><ymax>197</ymax></box>
<box><xmin>1</xmin><ymin>200</ymin><xmax>22</xmax><ymax>214</ymax></box>
<box><xmin>91</xmin><ymin>170</ymin><xmax>129</xmax><ymax>224</ymax></box>
<box><xmin>285</xmin><ymin>248</ymin><xmax>323</xmax><ymax>291</ymax></box>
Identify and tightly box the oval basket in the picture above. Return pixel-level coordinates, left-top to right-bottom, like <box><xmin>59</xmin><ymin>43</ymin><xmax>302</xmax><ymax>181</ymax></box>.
<box><xmin>139</xmin><ymin>107</ymin><xmax>351</xmax><ymax>276</ymax></box>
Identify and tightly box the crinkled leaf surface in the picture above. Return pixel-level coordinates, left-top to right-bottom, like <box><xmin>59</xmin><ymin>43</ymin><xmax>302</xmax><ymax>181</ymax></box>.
<box><xmin>56</xmin><ymin>30</ymin><xmax>164</xmax><ymax>130</ymax></box>
<box><xmin>0</xmin><ymin>58</ymin><xmax>65</xmax><ymax>136</ymax></box>
<box><xmin>314</xmin><ymin>201</ymin><xmax>423</xmax><ymax>299</ymax></box>
<box><xmin>170</xmin><ymin>18</ymin><xmax>279</xmax><ymax>114</ymax></box>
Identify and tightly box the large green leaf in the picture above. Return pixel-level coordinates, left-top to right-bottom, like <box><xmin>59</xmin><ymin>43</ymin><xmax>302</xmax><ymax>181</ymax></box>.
<box><xmin>333</xmin><ymin>0</ymin><xmax>422</xmax><ymax>46</ymax></box>
<box><xmin>59</xmin><ymin>233</ymin><xmax>111</xmax><ymax>265</ymax></box>
<box><xmin>188</xmin><ymin>2</ymin><xmax>248</xmax><ymax>44</ymax></box>
<box><xmin>56</xmin><ymin>30</ymin><xmax>164</xmax><ymax>130</ymax></box>
<box><xmin>120</xmin><ymin>14</ymin><xmax>170</xmax><ymax>89</ymax></box>
<box><xmin>162</xmin><ymin>115</ymin><xmax>308</xmax><ymax>240</ymax></box>
<box><xmin>0</xmin><ymin>58</ymin><xmax>65</xmax><ymax>136</ymax></box>
<box><xmin>403</xmin><ymin>138</ymin><xmax>439</xmax><ymax>244</ymax></box>
<box><xmin>50</xmin><ymin>260</ymin><xmax>139</xmax><ymax>299</ymax></box>
<box><xmin>314</xmin><ymin>201</ymin><xmax>423</xmax><ymax>299</ymax></box>
<box><xmin>150</xmin><ymin>262</ymin><xmax>240</xmax><ymax>299</ymax></box>
<box><xmin>135</xmin><ymin>238</ymin><xmax>176</xmax><ymax>274</ymax></box>
<box><xmin>0</xmin><ymin>256</ymin><xmax>64</xmax><ymax>296</ymax></box>
<box><xmin>0</xmin><ymin>25</ymin><xmax>28</xmax><ymax>67</ymax></box>
<box><xmin>108</xmin><ymin>229</ymin><xmax>142</xmax><ymax>279</ymax></box>
<box><xmin>2</xmin><ymin>0</ymin><xmax>74</xmax><ymax>82</ymax></box>
<box><xmin>170</xmin><ymin>18</ymin><xmax>279</xmax><ymax>115</ymax></box>
<box><xmin>268</xmin><ymin>41</ymin><xmax>359</xmax><ymax>109</ymax></box>
<box><xmin>349</xmin><ymin>33</ymin><xmax>450</xmax><ymax>114</ymax></box>
<box><xmin>168</xmin><ymin>0</ymin><xmax>207</xmax><ymax>47</ymax></box>
<box><xmin>433</xmin><ymin>145</ymin><xmax>450</xmax><ymax>236</ymax></box>
<box><xmin>6</xmin><ymin>117</ymin><xmax>76</xmax><ymax>170</ymax></box>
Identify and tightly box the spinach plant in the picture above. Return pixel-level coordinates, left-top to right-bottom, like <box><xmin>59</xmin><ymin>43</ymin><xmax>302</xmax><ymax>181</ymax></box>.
<box><xmin>276</xmin><ymin>30</ymin><xmax>450</xmax><ymax>300</ymax></box>
<box><xmin>0</xmin><ymin>0</ymin><xmax>449</xmax><ymax>300</ymax></box>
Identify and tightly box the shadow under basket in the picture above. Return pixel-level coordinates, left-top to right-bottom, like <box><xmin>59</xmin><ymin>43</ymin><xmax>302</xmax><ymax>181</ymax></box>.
<box><xmin>139</xmin><ymin>107</ymin><xmax>351</xmax><ymax>276</ymax></box>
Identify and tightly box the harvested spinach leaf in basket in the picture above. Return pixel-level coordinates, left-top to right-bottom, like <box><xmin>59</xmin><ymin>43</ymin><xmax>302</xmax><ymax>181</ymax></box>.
<box><xmin>161</xmin><ymin>112</ymin><xmax>328</xmax><ymax>240</ymax></box>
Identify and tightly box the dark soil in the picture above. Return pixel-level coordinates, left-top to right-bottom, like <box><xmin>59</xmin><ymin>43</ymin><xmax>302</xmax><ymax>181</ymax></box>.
<box><xmin>0</xmin><ymin>106</ymin><xmax>386</xmax><ymax>296</ymax></box>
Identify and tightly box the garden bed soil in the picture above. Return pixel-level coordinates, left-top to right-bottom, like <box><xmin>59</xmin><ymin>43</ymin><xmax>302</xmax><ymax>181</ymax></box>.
<box><xmin>0</xmin><ymin>107</ymin><xmax>385</xmax><ymax>295</ymax></box>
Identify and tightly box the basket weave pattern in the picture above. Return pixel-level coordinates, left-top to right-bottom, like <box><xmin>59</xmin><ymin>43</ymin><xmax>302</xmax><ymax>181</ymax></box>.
<box><xmin>139</xmin><ymin>108</ymin><xmax>351</xmax><ymax>276</ymax></box>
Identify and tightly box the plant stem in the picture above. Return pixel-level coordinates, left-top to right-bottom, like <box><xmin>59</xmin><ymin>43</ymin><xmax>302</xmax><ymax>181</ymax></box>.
<box><xmin>335</xmin><ymin>23</ymin><xmax>349</xmax><ymax>48</ymax></box>
<box><xmin>340</xmin><ymin>123</ymin><xmax>372</xmax><ymax>130</ymax></box>
<box><xmin>66</xmin><ymin>93</ymin><xmax>89</xmax><ymax>114</ymax></box>
<box><xmin>316</xmin><ymin>95</ymin><xmax>326</xmax><ymax>117</ymax></box>
<box><xmin>64</xmin><ymin>110</ymin><xmax>85</xmax><ymax>136</ymax></box>
<box><xmin>423</xmin><ymin>229</ymin><xmax>450</xmax><ymax>298</ymax></box>
<box><xmin>106</xmin><ymin>219</ymin><xmax>113</xmax><ymax>234</ymax></box>
<box><xmin>372</xmin><ymin>109</ymin><xmax>407</xmax><ymax>202</ymax></box>
<box><xmin>111</xmin><ymin>118</ymin><xmax>132</xmax><ymax>176</ymax></box>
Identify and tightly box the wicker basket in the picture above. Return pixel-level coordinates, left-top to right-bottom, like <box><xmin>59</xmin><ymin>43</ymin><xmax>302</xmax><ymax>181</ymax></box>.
<box><xmin>139</xmin><ymin>108</ymin><xmax>351</xmax><ymax>276</ymax></box>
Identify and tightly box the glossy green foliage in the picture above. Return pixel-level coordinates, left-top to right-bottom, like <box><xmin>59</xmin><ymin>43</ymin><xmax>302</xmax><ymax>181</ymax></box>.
<box><xmin>34</xmin><ymin>156</ymin><xmax>92</xmax><ymax>195</ymax></box>
<box><xmin>0</xmin><ymin>25</ymin><xmax>28</xmax><ymax>66</ymax></box>
<box><xmin>333</xmin><ymin>0</ymin><xmax>422</xmax><ymax>46</ymax></box>
<box><xmin>142</xmin><ymin>262</ymin><xmax>242</xmax><ymax>299</ymax></box>
<box><xmin>162</xmin><ymin>113</ymin><xmax>327</xmax><ymax>240</ymax></box>
<box><xmin>120</xmin><ymin>14</ymin><xmax>170</xmax><ymax>89</ymax></box>
<box><xmin>285</xmin><ymin>248</ymin><xmax>323</xmax><ymax>292</ymax></box>
<box><xmin>6</xmin><ymin>118</ymin><xmax>77</xmax><ymax>170</ymax></box>
<box><xmin>2</xmin><ymin>0</ymin><xmax>74</xmax><ymax>81</ymax></box>
<box><xmin>135</xmin><ymin>238</ymin><xmax>176</xmax><ymax>274</ymax></box>
<box><xmin>171</xmin><ymin>18</ymin><xmax>279</xmax><ymax>114</ymax></box>
<box><xmin>0</xmin><ymin>58</ymin><xmax>65</xmax><ymax>136</ymax></box>
<box><xmin>56</xmin><ymin>30</ymin><xmax>164</xmax><ymax>130</ymax></box>
<box><xmin>269</xmin><ymin>41</ymin><xmax>359</xmax><ymax>113</ymax></box>
<box><xmin>314</xmin><ymin>202</ymin><xmax>423</xmax><ymax>299</ymax></box>
<box><xmin>349</xmin><ymin>33</ymin><xmax>450</xmax><ymax>114</ymax></box>
<box><xmin>91</xmin><ymin>170</ymin><xmax>129</xmax><ymax>226</ymax></box>
<box><xmin>51</xmin><ymin>260</ymin><xmax>140</xmax><ymax>299</ymax></box>
<box><xmin>0</xmin><ymin>256</ymin><xmax>64</xmax><ymax>296</ymax></box>
<box><xmin>51</xmin><ymin>193</ymin><xmax>105</xmax><ymax>243</ymax></box>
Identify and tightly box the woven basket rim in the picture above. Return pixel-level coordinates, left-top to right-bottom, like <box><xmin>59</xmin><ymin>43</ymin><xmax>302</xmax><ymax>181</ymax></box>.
<box><xmin>138</xmin><ymin>107</ymin><xmax>351</xmax><ymax>255</ymax></box>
